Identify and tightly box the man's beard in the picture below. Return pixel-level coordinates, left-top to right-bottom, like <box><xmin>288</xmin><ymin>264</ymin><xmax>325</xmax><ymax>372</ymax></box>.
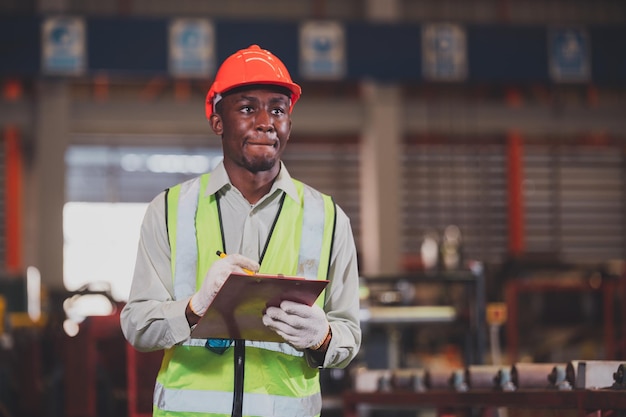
<box><xmin>240</xmin><ymin>154</ymin><xmax>278</xmax><ymax>173</ymax></box>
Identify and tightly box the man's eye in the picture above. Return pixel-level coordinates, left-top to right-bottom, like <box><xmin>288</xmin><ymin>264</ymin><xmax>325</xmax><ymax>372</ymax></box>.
<box><xmin>239</xmin><ymin>105</ymin><xmax>253</xmax><ymax>113</ymax></box>
<box><xmin>271</xmin><ymin>108</ymin><xmax>286</xmax><ymax>115</ymax></box>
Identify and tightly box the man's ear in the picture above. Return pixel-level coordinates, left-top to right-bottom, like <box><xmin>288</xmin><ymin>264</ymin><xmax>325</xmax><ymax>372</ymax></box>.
<box><xmin>209</xmin><ymin>113</ymin><xmax>223</xmax><ymax>135</ymax></box>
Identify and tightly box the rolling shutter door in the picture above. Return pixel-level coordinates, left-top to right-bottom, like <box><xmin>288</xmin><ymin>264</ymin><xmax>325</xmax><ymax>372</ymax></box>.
<box><xmin>524</xmin><ymin>141</ymin><xmax>626</xmax><ymax>263</ymax></box>
<box><xmin>402</xmin><ymin>137</ymin><xmax>508</xmax><ymax>265</ymax></box>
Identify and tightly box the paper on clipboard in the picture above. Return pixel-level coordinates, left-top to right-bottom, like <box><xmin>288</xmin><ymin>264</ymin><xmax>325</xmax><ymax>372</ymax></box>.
<box><xmin>190</xmin><ymin>272</ymin><xmax>329</xmax><ymax>342</ymax></box>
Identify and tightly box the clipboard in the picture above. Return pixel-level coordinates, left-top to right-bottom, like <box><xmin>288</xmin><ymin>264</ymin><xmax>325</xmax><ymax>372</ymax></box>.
<box><xmin>190</xmin><ymin>272</ymin><xmax>329</xmax><ymax>342</ymax></box>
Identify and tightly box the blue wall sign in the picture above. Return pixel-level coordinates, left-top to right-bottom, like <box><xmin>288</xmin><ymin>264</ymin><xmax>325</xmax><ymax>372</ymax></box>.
<box><xmin>299</xmin><ymin>21</ymin><xmax>346</xmax><ymax>80</ymax></box>
<box><xmin>41</xmin><ymin>16</ymin><xmax>86</xmax><ymax>75</ymax></box>
<box><xmin>549</xmin><ymin>28</ymin><xmax>591</xmax><ymax>82</ymax></box>
<box><xmin>422</xmin><ymin>23</ymin><xmax>467</xmax><ymax>81</ymax></box>
<box><xmin>169</xmin><ymin>19</ymin><xmax>215</xmax><ymax>78</ymax></box>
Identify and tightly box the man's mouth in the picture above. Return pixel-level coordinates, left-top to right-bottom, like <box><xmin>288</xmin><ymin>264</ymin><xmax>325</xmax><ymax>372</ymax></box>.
<box><xmin>246</xmin><ymin>138</ymin><xmax>277</xmax><ymax>147</ymax></box>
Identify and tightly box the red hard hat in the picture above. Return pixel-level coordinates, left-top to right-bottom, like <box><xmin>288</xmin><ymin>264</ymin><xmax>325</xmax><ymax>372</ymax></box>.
<box><xmin>205</xmin><ymin>44</ymin><xmax>301</xmax><ymax>119</ymax></box>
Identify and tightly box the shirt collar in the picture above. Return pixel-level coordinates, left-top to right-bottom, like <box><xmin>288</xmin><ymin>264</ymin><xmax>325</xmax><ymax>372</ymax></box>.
<box><xmin>204</xmin><ymin>160</ymin><xmax>299</xmax><ymax>203</ymax></box>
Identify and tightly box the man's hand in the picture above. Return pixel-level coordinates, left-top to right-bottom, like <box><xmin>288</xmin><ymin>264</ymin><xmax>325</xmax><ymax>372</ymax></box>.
<box><xmin>189</xmin><ymin>254</ymin><xmax>259</xmax><ymax>316</ymax></box>
<box><xmin>262</xmin><ymin>300</ymin><xmax>330</xmax><ymax>350</ymax></box>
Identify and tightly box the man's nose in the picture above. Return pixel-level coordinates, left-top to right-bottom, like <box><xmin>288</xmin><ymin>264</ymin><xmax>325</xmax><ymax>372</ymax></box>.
<box><xmin>255</xmin><ymin>109</ymin><xmax>274</xmax><ymax>131</ymax></box>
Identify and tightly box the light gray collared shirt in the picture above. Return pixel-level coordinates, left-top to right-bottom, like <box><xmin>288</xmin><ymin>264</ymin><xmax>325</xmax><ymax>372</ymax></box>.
<box><xmin>120</xmin><ymin>161</ymin><xmax>361</xmax><ymax>368</ymax></box>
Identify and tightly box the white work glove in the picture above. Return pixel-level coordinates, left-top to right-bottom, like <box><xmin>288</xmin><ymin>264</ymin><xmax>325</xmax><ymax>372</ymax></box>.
<box><xmin>189</xmin><ymin>254</ymin><xmax>259</xmax><ymax>316</ymax></box>
<box><xmin>262</xmin><ymin>300</ymin><xmax>330</xmax><ymax>350</ymax></box>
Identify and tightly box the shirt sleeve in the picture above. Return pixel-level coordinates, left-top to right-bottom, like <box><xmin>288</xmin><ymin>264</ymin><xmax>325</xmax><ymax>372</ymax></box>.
<box><xmin>120</xmin><ymin>192</ymin><xmax>192</xmax><ymax>351</ymax></box>
<box><xmin>306</xmin><ymin>204</ymin><xmax>362</xmax><ymax>369</ymax></box>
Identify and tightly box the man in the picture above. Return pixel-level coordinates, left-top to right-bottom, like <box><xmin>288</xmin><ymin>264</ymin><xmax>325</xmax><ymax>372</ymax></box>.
<box><xmin>120</xmin><ymin>44</ymin><xmax>361</xmax><ymax>417</ymax></box>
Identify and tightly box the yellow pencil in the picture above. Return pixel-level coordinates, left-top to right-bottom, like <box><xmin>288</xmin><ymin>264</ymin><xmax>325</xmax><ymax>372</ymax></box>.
<box><xmin>216</xmin><ymin>250</ymin><xmax>255</xmax><ymax>275</ymax></box>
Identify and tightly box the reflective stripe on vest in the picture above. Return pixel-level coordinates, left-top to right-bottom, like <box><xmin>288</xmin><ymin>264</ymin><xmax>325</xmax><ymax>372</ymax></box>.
<box><xmin>154</xmin><ymin>381</ymin><xmax>322</xmax><ymax>417</ymax></box>
<box><xmin>297</xmin><ymin>185</ymin><xmax>325</xmax><ymax>279</ymax></box>
<box><xmin>181</xmin><ymin>338</ymin><xmax>304</xmax><ymax>357</ymax></box>
<box><xmin>172</xmin><ymin>176</ymin><xmax>202</xmax><ymax>300</ymax></box>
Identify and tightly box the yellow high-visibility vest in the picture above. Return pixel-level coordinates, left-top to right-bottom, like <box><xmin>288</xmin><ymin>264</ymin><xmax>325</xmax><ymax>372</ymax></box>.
<box><xmin>155</xmin><ymin>173</ymin><xmax>336</xmax><ymax>417</ymax></box>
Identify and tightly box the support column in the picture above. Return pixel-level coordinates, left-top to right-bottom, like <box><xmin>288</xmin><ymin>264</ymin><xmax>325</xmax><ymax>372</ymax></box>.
<box><xmin>33</xmin><ymin>80</ymin><xmax>69</xmax><ymax>290</ymax></box>
<box><xmin>359</xmin><ymin>0</ymin><xmax>403</xmax><ymax>276</ymax></box>
<box><xmin>359</xmin><ymin>82</ymin><xmax>402</xmax><ymax>276</ymax></box>
<box><xmin>507</xmin><ymin>130</ymin><xmax>525</xmax><ymax>256</ymax></box>
<box><xmin>4</xmin><ymin>126</ymin><xmax>22</xmax><ymax>272</ymax></box>
<box><xmin>34</xmin><ymin>0</ymin><xmax>69</xmax><ymax>290</ymax></box>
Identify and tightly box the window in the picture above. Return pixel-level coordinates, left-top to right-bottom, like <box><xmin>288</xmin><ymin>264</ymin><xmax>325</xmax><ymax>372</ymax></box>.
<box><xmin>64</xmin><ymin>144</ymin><xmax>222</xmax><ymax>302</ymax></box>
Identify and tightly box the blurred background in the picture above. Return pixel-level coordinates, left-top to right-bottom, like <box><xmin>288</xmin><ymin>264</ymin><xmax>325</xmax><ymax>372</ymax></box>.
<box><xmin>0</xmin><ymin>0</ymin><xmax>625</xmax><ymax>416</ymax></box>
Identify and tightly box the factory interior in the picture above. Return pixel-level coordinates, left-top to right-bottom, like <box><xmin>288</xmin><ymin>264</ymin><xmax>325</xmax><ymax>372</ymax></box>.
<box><xmin>1</xmin><ymin>0</ymin><xmax>626</xmax><ymax>416</ymax></box>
